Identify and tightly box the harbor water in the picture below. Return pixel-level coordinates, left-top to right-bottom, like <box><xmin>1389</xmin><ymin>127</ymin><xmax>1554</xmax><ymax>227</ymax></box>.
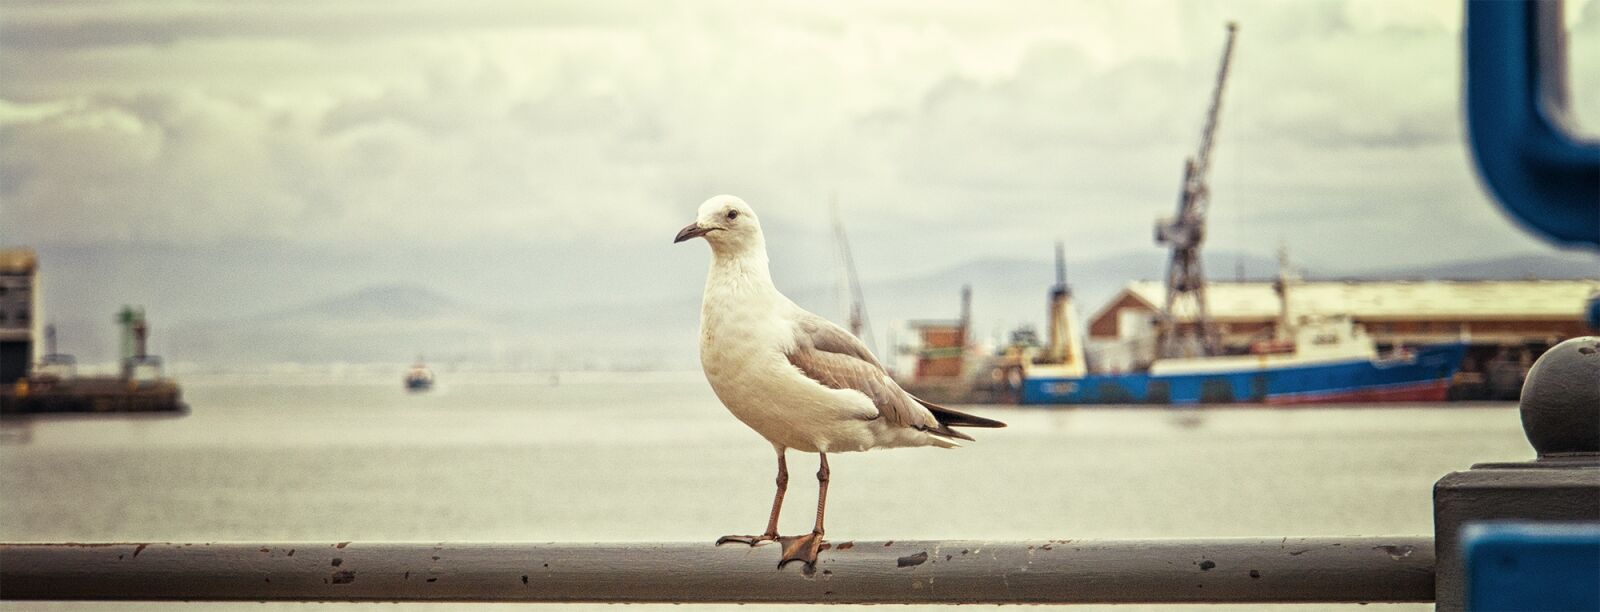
<box><xmin>1</xmin><ymin>371</ymin><xmax>1528</xmax><ymax>611</ymax></box>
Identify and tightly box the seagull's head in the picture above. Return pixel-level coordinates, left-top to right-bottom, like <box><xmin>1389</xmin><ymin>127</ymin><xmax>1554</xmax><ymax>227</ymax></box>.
<box><xmin>673</xmin><ymin>195</ymin><xmax>763</xmax><ymax>254</ymax></box>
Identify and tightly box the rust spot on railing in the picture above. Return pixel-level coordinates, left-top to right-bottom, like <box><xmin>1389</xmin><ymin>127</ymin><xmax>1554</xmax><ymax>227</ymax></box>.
<box><xmin>897</xmin><ymin>551</ymin><xmax>928</xmax><ymax>567</ymax></box>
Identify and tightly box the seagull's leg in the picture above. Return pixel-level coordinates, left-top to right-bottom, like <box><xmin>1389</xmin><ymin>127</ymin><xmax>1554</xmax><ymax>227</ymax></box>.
<box><xmin>778</xmin><ymin>452</ymin><xmax>829</xmax><ymax>568</ymax></box>
<box><xmin>716</xmin><ymin>447</ymin><xmax>787</xmax><ymax>546</ymax></box>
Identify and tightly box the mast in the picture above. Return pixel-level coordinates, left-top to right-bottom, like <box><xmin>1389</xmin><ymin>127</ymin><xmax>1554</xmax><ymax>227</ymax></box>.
<box><xmin>830</xmin><ymin>196</ymin><xmax>877</xmax><ymax>355</ymax></box>
<box><xmin>1272</xmin><ymin>243</ymin><xmax>1298</xmax><ymax>340</ymax></box>
<box><xmin>1155</xmin><ymin>21</ymin><xmax>1238</xmax><ymax>358</ymax></box>
<box><xmin>1037</xmin><ymin>242</ymin><xmax>1088</xmax><ymax>376</ymax></box>
<box><xmin>959</xmin><ymin>284</ymin><xmax>972</xmax><ymax>345</ymax></box>
<box><xmin>1045</xmin><ymin>242</ymin><xmax>1071</xmax><ymax>363</ymax></box>
<box><xmin>1055</xmin><ymin>241</ymin><xmax>1067</xmax><ymax>288</ymax></box>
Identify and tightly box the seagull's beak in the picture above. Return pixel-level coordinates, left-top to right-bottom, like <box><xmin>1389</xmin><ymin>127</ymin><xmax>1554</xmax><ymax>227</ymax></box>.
<box><xmin>674</xmin><ymin>222</ymin><xmax>713</xmax><ymax>243</ymax></box>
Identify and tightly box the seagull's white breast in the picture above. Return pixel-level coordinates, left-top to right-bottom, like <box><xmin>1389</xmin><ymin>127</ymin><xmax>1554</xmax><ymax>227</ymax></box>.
<box><xmin>698</xmin><ymin>261</ymin><xmax>876</xmax><ymax>453</ymax></box>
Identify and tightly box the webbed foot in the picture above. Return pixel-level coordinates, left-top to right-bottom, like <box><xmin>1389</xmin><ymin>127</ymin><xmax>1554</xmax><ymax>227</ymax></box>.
<box><xmin>776</xmin><ymin>531</ymin><xmax>827</xmax><ymax>568</ymax></box>
<box><xmin>716</xmin><ymin>533</ymin><xmax>778</xmax><ymax>547</ymax></box>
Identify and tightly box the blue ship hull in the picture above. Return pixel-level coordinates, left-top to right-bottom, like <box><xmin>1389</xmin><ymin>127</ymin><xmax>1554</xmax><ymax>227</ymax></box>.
<box><xmin>1022</xmin><ymin>343</ymin><xmax>1467</xmax><ymax>405</ymax></box>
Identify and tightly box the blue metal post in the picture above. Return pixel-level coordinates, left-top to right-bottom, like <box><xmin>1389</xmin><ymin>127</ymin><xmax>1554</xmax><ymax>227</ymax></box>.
<box><xmin>1463</xmin><ymin>523</ymin><xmax>1600</xmax><ymax>611</ymax></box>
<box><xmin>1464</xmin><ymin>0</ymin><xmax>1600</xmax><ymax>248</ymax></box>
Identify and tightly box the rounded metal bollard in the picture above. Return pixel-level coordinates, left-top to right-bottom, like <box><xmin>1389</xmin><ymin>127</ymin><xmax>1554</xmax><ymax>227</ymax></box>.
<box><xmin>1518</xmin><ymin>336</ymin><xmax>1600</xmax><ymax>457</ymax></box>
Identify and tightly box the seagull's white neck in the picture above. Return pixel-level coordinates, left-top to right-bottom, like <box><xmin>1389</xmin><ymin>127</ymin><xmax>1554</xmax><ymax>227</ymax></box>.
<box><xmin>705</xmin><ymin>237</ymin><xmax>781</xmax><ymax>300</ymax></box>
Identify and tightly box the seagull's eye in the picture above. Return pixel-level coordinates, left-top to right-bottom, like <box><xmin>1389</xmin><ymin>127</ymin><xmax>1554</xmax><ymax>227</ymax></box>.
<box><xmin>726</xmin><ymin>210</ymin><xmax>739</xmax><ymax>221</ymax></box>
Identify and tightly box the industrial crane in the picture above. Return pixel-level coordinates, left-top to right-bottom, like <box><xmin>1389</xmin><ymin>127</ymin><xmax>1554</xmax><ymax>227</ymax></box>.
<box><xmin>1154</xmin><ymin>22</ymin><xmax>1238</xmax><ymax>358</ymax></box>
<box><xmin>830</xmin><ymin>195</ymin><xmax>876</xmax><ymax>356</ymax></box>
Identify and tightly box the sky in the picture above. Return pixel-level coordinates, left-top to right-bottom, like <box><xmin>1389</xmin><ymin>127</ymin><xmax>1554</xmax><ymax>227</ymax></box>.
<box><xmin>1</xmin><ymin>0</ymin><xmax>1598</xmax><ymax>365</ymax></box>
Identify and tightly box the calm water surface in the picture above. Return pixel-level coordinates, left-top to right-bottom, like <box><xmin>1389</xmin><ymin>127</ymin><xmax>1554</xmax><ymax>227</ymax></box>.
<box><xmin>1</xmin><ymin>372</ymin><xmax>1528</xmax><ymax>610</ymax></box>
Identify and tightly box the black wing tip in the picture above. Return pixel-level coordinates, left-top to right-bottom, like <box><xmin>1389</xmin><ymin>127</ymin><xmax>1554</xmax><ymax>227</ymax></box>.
<box><xmin>914</xmin><ymin>396</ymin><xmax>1007</xmax><ymax>429</ymax></box>
<box><xmin>950</xmin><ymin>416</ymin><xmax>1007</xmax><ymax>429</ymax></box>
<box><xmin>961</xmin><ymin>418</ymin><xmax>1008</xmax><ymax>429</ymax></box>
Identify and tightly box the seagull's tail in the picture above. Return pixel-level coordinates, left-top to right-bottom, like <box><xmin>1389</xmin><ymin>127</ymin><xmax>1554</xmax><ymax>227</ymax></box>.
<box><xmin>913</xmin><ymin>396</ymin><xmax>1007</xmax><ymax>442</ymax></box>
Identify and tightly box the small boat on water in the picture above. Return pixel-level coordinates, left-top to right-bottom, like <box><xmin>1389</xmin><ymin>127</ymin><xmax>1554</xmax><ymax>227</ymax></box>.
<box><xmin>403</xmin><ymin>363</ymin><xmax>434</xmax><ymax>392</ymax></box>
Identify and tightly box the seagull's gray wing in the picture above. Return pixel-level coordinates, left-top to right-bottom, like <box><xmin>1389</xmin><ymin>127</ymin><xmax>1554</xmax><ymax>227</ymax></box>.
<box><xmin>786</xmin><ymin>313</ymin><xmax>978</xmax><ymax>439</ymax></box>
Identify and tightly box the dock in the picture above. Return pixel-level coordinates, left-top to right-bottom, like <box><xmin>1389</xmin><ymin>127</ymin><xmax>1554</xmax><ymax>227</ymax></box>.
<box><xmin>1</xmin><ymin>377</ymin><xmax>184</xmax><ymax>415</ymax></box>
<box><xmin>1</xmin><ymin>248</ymin><xmax>186</xmax><ymax>415</ymax></box>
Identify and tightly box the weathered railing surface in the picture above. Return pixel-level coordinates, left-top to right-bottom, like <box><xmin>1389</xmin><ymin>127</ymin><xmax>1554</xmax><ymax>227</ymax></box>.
<box><xmin>0</xmin><ymin>537</ymin><xmax>1432</xmax><ymax>604</ymax></box>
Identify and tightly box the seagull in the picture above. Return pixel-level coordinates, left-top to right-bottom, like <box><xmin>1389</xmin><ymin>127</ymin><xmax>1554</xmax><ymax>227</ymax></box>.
<box><xmin>674</xmin><ymin>194</ymin><xmax>1005</xmax><ymax>568</ymax></box>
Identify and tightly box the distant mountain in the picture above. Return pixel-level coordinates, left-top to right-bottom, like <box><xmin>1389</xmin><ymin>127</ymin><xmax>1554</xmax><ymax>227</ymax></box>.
<box><xmin>168</xmin><ymin>284</ymin><xmax>498</xmax><ymax>367</ymax></box>
<box><xmin>1322</xmin><ymin>252</ymin><xmax>1599</xmax><ymax>281</ymax></box>
<box><xmin>166</xmin><ymin>282</ymin><xmax>703</xmax><ymax>370</ymax></box>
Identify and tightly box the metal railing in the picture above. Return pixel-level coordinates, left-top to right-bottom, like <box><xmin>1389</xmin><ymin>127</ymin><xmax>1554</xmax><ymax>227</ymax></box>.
<box><xmin>0</xmin><ymin>537</ymin><xmax>1433</xmax><ymax>604</ymax></box>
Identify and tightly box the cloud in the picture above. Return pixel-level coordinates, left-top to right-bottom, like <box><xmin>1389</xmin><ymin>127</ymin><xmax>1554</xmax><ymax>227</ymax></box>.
<box><xmin>0</xmin><ymin>2</ymin><xmax>661</xmax><ymax>51</ymax></box>
<box><xmin>0</xmin><ymin>0</ymin><xmax>1584</xmax><ymax>276</ymax></box>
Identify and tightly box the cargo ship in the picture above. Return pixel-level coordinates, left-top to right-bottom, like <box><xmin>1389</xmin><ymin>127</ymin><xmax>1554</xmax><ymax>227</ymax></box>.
<box><xmin>1019</xmin><ymin>315</ymin><xmax>1466</xmax><ymax>405</ymax></box>
<box><xmin>996</xmin><ymin>238</ymin><xmax>1469</xmax><ymax>405</ymax></box>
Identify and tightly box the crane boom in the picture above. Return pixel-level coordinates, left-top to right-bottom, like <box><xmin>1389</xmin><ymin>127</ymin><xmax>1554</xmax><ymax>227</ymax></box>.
<box><xmin>1193</xmin><ymin>22</ymin><xmax>1239</xmax><ymax>180</ymax></box>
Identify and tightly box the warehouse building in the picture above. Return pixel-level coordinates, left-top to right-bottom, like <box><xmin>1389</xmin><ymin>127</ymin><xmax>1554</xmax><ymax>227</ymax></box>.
<box><xmin>1086</xmin><ymin>279</ymin><xmax>1599</xmax><ymax>398</ymax></box>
